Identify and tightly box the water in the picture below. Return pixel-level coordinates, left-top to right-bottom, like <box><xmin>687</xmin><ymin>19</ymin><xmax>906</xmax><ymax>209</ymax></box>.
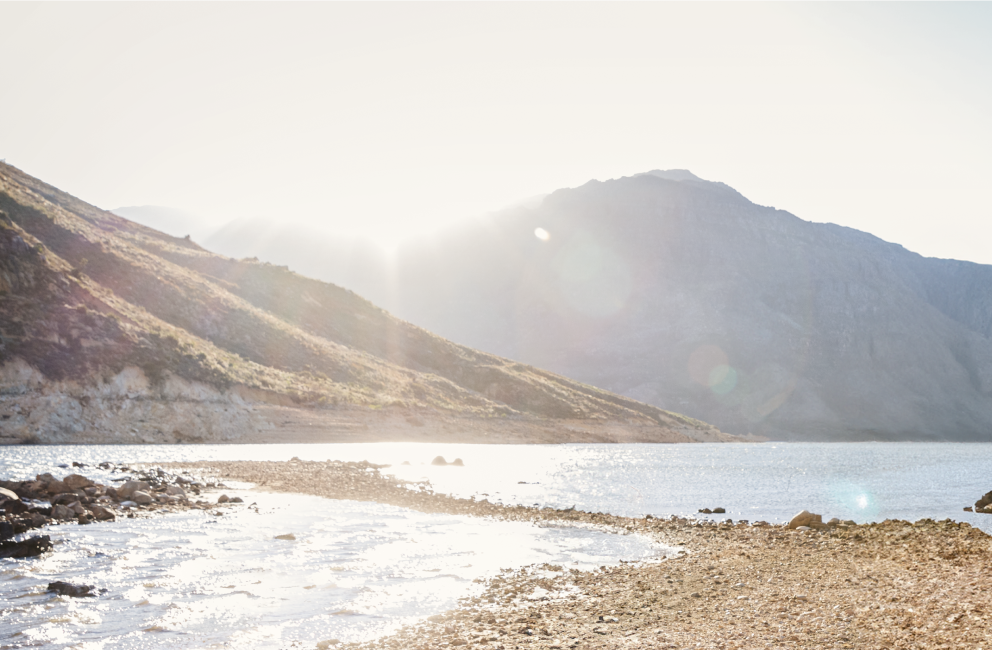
<box><xmin>0</xmin><ymin>445</ymin><xmax>670</xmax><ymax>649</ymax></box>
<box><xmin>2</xmin><ymin>442</ymin><xmax>990</xmax><ymax>648</ymax></box>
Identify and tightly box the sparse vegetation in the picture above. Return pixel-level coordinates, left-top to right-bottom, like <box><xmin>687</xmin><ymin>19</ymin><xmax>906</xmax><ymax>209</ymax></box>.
<box><xmin>0</xmin><ymin>161</ymin><xmax>720</xmax><ymax>436</ymax></box>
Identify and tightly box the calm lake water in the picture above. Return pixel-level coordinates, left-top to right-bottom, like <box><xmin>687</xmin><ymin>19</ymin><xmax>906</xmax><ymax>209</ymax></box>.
<box><xmin>1</xmin><ymin>442</ymin><xmax>989</xmax><ymax>648</ymax></box>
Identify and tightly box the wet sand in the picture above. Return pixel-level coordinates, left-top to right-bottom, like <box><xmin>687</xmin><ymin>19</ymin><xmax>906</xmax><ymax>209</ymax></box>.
<box><xmin>171</xmin><ymin>460</ymin><xmax>992</xmax><ymax>649</ymax></box>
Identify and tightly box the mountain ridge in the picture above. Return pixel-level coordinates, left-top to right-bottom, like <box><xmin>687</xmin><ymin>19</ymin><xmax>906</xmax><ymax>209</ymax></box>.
<box><xmin>361</xmin><ymin>170</ymin><xmax>992</xmax><ymax>441</ymax></box>
<box><xmin>0</xmin><ymin>162</ymin><xmax>732</xmax><ymax>444</ymax></box>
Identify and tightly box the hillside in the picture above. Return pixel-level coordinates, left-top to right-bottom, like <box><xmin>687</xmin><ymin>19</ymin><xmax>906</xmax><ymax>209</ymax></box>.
<box><xmin>334</xmin><ymin>170</ymin><xmax>992</xmax><ymax>441</ymax></box>
<box><xmin>0</xmin><ymin>162</ymin><xmax>730</xmax><ymax>444</ymax></box>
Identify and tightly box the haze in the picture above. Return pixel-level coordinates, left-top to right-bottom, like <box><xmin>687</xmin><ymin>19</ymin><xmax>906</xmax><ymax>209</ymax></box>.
<box><xmin>2</xmin><ymin>3</ymin><xmax>992</xmax><ymax>262</ymax></box>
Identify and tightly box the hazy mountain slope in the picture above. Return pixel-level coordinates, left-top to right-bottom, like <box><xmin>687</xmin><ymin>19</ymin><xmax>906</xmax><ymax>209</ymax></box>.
<box><xmin>372</xmin><ymin>171</ymin><xmax>992</xmax><ymax>441</ymax></box>
<box><xmin>0</xmin><ymin>162</ymin><xmax>724</xmax><ymax>444</ymax></box>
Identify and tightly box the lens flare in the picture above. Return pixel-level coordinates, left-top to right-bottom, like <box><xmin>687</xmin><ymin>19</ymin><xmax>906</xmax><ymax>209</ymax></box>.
<box><xmin>534</xmin><ymin>227</ymin><xmax>550</xmax><ymax>242</ymax></box>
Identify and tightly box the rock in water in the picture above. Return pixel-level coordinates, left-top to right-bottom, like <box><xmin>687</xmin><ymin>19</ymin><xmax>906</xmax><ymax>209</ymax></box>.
<box><xmin>431</xmin><ymin>456</ymin><xmax>448</xmax><ymax>466</ymax></box>
<box><xmin>48</xmin><ymin>581</ymin><xmax>96</xmax><ymax>598</ymax></box>
<box><xmin>275</xmin><ymin>533</ymin><xmax>296</xmax><ymax>541</ymax></box>
<box><xmin>0</xmin><ymin>535</ymin><xmax>52</xmax><ymax>558</ymax></box>
<box><xmin>974</xmin><ymin>491</ymin><xmax>992</xmax><ymax>512</ymax></box>
<box><xmin>451</xmin><ymin>458</ymin><xmax>464</xmax><ymax>466</ymax></box>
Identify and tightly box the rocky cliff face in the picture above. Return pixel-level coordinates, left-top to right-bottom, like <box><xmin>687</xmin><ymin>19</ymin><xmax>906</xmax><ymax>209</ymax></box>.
<box><xmin>0</xmin><ymin>163</ymin><xmax>723</xmax><ymax>444</ymax></box>
<box><xmin>373</xmin><ymin>171</ymin><xmax>992</xmax><ymax>440</ymax></box>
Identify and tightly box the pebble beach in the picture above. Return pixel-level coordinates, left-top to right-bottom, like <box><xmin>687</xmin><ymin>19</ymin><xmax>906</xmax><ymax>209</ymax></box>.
<box><xmin>168</xmin><ymin>459</ymin><xmax>992</xmax><ymax>650</ymax></box>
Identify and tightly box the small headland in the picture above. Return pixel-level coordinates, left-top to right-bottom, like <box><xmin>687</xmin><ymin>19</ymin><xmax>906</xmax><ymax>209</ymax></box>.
<box><xmin>1</xmin><ymin>464</ymin><xmax>245</xmax><ymax>559</ymax></box>
<box><xmin>171</xmin><ymin>459</ymin><xmax>992</xmax><ymax>650</ymax></box>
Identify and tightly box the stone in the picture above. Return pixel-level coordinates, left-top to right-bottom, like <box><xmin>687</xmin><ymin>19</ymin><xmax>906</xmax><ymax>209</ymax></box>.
<box><xmin>164</xmin><ymin>485</ymin><xmax>186</xmax><ymax>498</ymax></box>
<box><xmin>46</xmin><ymin>480</ymin><xmax>69</xmax><ymax>495</ymax></box>
<box><xmin>451</xmin><ymin>458</ymin><xmax>465</xmax><ymax>467</ymax></box>
<box><xmin>275</xmin><ymin>533</ymin><xmax>296</xmax><ymax>541</ymax></box>
<box><xmin>35</xmin><ymin>473</ymin><xmax>56</xmax><ymax>484</ymax></box>
<box><xmin>698</xmin><ymin>508</ymin><xmax>712</xmax><ymax>514</ymax></box>
<box><xmin>974</xmin><ymin>490</ymin><xmax>992</xmax><ymax>510</ymax></box>
<box><xmin>431</xmin><ymin>456</ymin><xmax>448</xmax><ymax>466</ymax></box>
<box><xmin>713</xmin><ymin>507</ymin><xmax>726</xmax><ymax>513</ymax></box>
<box><xmin>48</xmin><ymin>581</ymin><xmax>96</xmax><ymax>597</ymax></box>
<box><xmin>0</xmin><ymin>521</ymin><xmax>14</xmax><ymax>541</ymax></box>
<box><xmin>230</xmin><ymin>496</ymin><xmax>243</xmax><ymax>503</ymax></box>
<box><xmin>4</xmin><ymin>500</ymin><xmax>28</xmax><ymax>515</ymax></box>
<box><xmin>63</xmin><ymin>474</ymin><xmax>93</xmax><ymax>490</ymax></box>
<box><xmin>51</xmin><ymin>504</ymin><xmax>74</xmax><ymax>520</ymax></box>
<box><xmin>68</xmin><ymin>501</ymin><xmax>86</xmax><ymax>515</ymax></box>
<box><xmin>217</xmin><ymin>494</ymin><xmax>230</xmax><ymax>503</ymax></box>
<box><xmin>788</xmin><ymin>510</ymin><xmax>823</xmax><ymax>529</ymax></box>
<box><xmin>132</xmin><ymin>491</ymin><xmax>154</xmax><ymax>505</ymax></box>
<box><xmin>0</xmin><ymin>535</ymin><xmax>52</xmax><ymax>558</ymax></box>
<box><xmin>51</xmin><ymin>493</ymin><xmax>78</xmax><ymax>506</ymax></box>
<box><xmin>117</xmin><ymin>480</ymin><xmax>151</xmax><ymax>499</ymax></box>
<box><xmin>88</xmin><ymin>505</ymin><xmax>116</xmax><ymax>521</ymax></box>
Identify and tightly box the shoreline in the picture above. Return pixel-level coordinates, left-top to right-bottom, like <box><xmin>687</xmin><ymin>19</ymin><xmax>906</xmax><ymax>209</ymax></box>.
<box><xmin>172</xmin><ymin>459</ymin><xmax>992</xmax><ymax>650</ymax></box>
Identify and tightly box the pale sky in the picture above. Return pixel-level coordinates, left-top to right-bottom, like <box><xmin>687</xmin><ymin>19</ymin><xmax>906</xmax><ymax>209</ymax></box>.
<box><xmin>2</xmin><ymin>3</ymin><xmax>992</xmax><ymax>263</ymax></box>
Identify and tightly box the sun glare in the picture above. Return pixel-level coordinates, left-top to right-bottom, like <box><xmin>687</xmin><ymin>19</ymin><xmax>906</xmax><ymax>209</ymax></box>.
<box><xmin>534</xmin><ymin>227</ymin><xmax>550</xmax><ymax>242</ymax></box>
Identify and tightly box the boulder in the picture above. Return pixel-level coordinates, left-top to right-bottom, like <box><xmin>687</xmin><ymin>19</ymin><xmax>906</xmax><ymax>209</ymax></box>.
<box><xmin>46</xmin><ymin>480</ymin><xmax>70</xmax><ymax>495</ymax></box>
<box><xmin>217</xmin><ymin>495</ymin><xmax>230</xmax><ymax>503</ymax></box>
<box><xmin>788</xmin><ymin>510</ymin><xmax>823</xmax><ymax>529</ymax></box>
<box><xmin>974</xmin><ymin>491</ymin><xmax>992</xmax><ymax>511</ymax></box>
<box><xmin>63</xmin><ymin>474</ymin><xmax>93</xmax><ymax>490</ymax></box>
<box><xmin>35</xmin><ymin>473</ymin><xmax>57</xmax><ymax>484</ymax></box>
<box><xmin>0</xmin><ymin>521</ymin><xmax>14</xmax><ymax>541</ymax></box>
<box><xmin>117</xmin><ymin>480</ymin><xmax>151</xmax><ymax>499</ymax></box>
<box><xmin>164</xmin><ymin>485</ymin><xmax>186</xmax><ymax>498</ymax></box>
<box><xmin>4</xmin><ymin>500</ymin><xmax>28</xmax><ymax>515</ymax></box>
<box><xmin>51</xmin><ymin>504</ymin><xmax>74</xmax><ymax>521</ymax></box>
<box><xmin>713</xmin><ymin>507</ymin><xmax>726</xmax><ymax>514</ymax></box>
<box><xmin>451</xmin><ymin>458</ymin><xmax>465</xmax><ymax>467</ymax></box>
<box><xmin>132</xmin><ymin>491</ymin><xmax>154</xmax><ymax>505</ymax></box>
<box><xmin>68</xmin><ymin>502</ymin><xmax>86</xmax><ymax>516</ymax></box>
<box><xmin>88</xmin><ymin>505</ymin><xmax>116</xmax><ymax>521</ymax></box>
<box><xmin>0</xmin><ymin>535</ymin><xmax>52</xmax><ymax>558</ymax></box>
<box><xmin>431</xmin><ymin>456</ymin><xmax>448</xmax><ymax>466</ymax></box>
<box><xmin>47</xmin><ymin>581</ymin><xmax>96</xmax><ymax>598</ymax></box>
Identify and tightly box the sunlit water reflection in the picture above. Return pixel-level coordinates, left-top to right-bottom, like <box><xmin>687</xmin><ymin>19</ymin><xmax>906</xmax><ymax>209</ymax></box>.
<box><xmin>2</xmin><ymin>442</ymin><xmax>990</xmax><ymax>648</ymax></box>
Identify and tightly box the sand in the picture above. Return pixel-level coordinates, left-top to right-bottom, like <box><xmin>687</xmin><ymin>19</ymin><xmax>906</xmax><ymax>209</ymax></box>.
<box><xmin>170</xmin><ymin>460</ymin><xmax>992</xmax><ymax>650</ymax></box>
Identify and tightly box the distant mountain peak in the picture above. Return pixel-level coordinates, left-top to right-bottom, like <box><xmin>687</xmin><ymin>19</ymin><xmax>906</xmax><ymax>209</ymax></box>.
<box><xmin>635</xmin><ymin>169</ymin><xmax>705</xmax><ymax>182</ymax></box>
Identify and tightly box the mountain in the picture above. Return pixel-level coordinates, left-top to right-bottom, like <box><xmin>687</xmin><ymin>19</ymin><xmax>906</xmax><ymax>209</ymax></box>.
<box><xmin>369</xmin><ymin>170</ymin><xmax>992</xmax><ymax>441</ymax></box>
<box><xmin>0</xmin><ymin>162</ymin><xmax>729</xmax><ymax>444</ymax></box>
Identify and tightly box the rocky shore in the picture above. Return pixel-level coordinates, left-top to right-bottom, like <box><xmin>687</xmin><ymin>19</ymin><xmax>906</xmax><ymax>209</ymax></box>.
<box><xmin>0</xmin><ymin>464</ymin><xmax>242</xmax><ymax>559</ymax></box>
<box><xmin>171</xmin><ymin>459</ymin><xmax>992</xmax><ymax>650</ymax></box>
